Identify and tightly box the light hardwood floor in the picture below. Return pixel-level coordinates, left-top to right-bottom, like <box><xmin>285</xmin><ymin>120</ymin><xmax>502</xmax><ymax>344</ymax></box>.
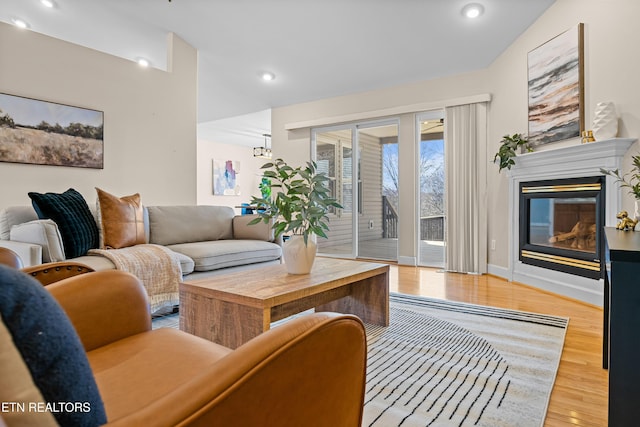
<box><xmin>388</xmin><ymin>264</ymin><xmax>607</xmax><ymax>427</ymax></box>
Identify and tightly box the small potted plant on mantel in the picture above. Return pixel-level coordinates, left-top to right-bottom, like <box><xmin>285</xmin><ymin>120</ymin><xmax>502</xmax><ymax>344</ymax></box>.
<box><xmin>249</xmin><ymin>158</ymin><xmax>342</xmax><ymax>274</ymax></box>
<box><xmin>493</xmin><ymin>133</ymin><xmax>533</xmax><ymax>172</ymax></box>
<box><xmin>601</xmin><ymin>154</ymin><xmax>640</xmax><ymax>224</ymax></box>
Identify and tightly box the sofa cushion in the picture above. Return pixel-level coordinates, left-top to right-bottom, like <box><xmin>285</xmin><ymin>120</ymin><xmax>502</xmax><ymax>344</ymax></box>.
<box><xmin>167</xmin><ymin>240</ymin><xmax>282</xmax><ymax>272</ymax></box>
<box><xmin>73</xmin><ymin>251</ymin><xmax>195</xmax><ymax>276</ymax></box>
<box><xmin>148</xmin><ymin>205</ymin><xmax>234</xmax><ymax>246</ymax></box>
<box><xmin>28</xmin><ymin>188</ymin><xmax>99</xmax><ymax>259</ymax></box>
<box><xmin>172</xmin><ymin>251</ymin><xmax>195</xmax><ymax>275</ymax></box>
<box><xmin>0</xmin><ymin>265</ymin><xmax>107</xmax><ymax>426</ymax></box>
<box><xmin>233</xmin><ymin>214</ymin><xmax>275</xmax><ymax>241</ymax></box>
<box><xmin>10</xmin><ymin>219</ymin><xmax>65</xmax><ymax>262</ymax></box>
<box><xmin>96</xmin><ymin>188</ymin><xmax>146</xmax><ymax>249</ymax></box>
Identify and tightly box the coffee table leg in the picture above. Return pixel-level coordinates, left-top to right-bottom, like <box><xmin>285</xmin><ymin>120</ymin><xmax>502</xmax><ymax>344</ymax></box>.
<box><xmin>316</xmin><ymin>271</ymin><xmax>389</xmax><ymax>326</ymax></box>
<box><xmin>181</xmin><ymin>292</ymin><xmax>270</xmax><ymax>349</ymax></box>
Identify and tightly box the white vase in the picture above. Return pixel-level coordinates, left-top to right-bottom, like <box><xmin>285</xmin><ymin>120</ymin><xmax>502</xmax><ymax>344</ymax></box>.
<box><xmin>592</xmin><ymin>101</ymin><xmax>618</xmax><ymax>141</ymax></box>
<box><xmin>635</xmin><ymin>200</ymin><xmax>640</xmax><ymax>221</ymax></box>
<box><xmin>282</xmin><ymin>235</ymin><xmax>317</xmax><ymax>274</ymax></box>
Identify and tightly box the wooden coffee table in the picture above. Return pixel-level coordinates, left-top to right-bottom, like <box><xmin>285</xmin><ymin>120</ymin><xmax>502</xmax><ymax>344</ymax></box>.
<box><xmin>179</xmin><ymin>258</ymin><xmax>389</xmax><ymax>348</ymax></box>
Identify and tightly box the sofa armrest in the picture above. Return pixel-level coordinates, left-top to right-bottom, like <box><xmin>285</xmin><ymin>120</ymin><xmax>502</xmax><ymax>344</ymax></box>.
<box><xmin>105</xmin><ymin>313</ymin><xmax>367</xmax><ymax>427</ymax></box>
<box><xmin>46</xmin><ymin>270</ymin><xmax>151</xmax><ymax>352</ymax></box>
<box><xmin>9</xmin><ymin>219</ymin><xmax>65</xmax><ymax>262</ymax></box>
<box><xmin>232</xmin><ymin>214</ymin><xmax>275</xmax><ymax>242</ymax></box>
<box><xmin>0</xmin><ymin>240</ymin><xmax>42</xmax><ymax>267</ymax></box>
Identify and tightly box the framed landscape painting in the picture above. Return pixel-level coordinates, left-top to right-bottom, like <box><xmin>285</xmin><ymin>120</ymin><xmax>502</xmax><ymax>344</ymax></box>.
<box><xmin>527</xmin><ymin>23</ymin><xmax>584</xmax><ymax>146</ymax></box>
<box><xmin>0</xmin><ymin>93</ymin><xmax>104</xmax><ymax>168</ymax></box>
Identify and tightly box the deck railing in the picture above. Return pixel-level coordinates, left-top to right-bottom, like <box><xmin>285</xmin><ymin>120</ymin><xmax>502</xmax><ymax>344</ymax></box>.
<box><xmin>381</xmin><ymin>198</ymin><xmax>444</xmax><ymax>241</ymax></box>
<box><xmin>382</xmin><ymin>196</ymin><xmax>398</xmax><ymax>239</ymax></box>
<box><xmin>420</xmin><ymin>215</ymin><xmax>444</xmax><ymax>241</ymax></box>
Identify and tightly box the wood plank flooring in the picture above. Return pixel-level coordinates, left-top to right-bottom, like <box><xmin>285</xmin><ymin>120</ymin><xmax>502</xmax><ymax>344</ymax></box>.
<box><xmin>388</xmin><ymin>264</ymin><xmax>607</xmax><ymax>427</ymax></box>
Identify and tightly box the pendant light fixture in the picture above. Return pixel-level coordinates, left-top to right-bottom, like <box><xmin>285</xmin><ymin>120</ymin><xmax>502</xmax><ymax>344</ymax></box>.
<box><xmin>253</xmin><ymin>133</ymin><xmax>272</xmax><ymax>159</ymax></box>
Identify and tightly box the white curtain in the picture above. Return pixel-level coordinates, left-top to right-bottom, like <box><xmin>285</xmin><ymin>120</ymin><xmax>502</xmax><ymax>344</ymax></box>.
<box><xmin>444</xmin><ymin>103</ymin><xmax>488</xmax><ymax>274</ymax></box>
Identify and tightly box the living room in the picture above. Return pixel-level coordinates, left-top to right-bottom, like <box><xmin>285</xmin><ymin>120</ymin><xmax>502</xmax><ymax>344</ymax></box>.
<box><xmin>1</xmin><ymin>0</ymin><xmax>638</xmax><ymax>425</ymax></box>
<box><xmin>2</xmin><ymin>0</ymin><xmax>638</xmax><ymax>281</ymax></box>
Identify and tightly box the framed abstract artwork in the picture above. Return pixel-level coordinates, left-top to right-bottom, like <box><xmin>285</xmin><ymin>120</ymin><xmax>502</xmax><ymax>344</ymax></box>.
<box><xmin>212</xmin><ymin>159</ymin><xmax>241</xmax><ymax>195</ymax></box>
<box><xmin>527</xmin><ymin>23</ymin><xmax>584</xmax><ymax>146</ymax></box>
<box><xmin>0</xmin><ymin>92</ymin><xmax>104</xmax><ymax>168</ymax></box>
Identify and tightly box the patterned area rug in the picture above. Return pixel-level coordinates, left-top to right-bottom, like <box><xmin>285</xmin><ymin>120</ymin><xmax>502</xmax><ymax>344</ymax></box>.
<box><xmin>152</xmin><ymin>293</ymin><xmax>567</xmax><ymax>427</ymax></box>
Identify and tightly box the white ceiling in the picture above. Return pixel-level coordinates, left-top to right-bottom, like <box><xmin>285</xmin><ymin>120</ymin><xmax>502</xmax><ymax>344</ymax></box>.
<box><xmin>1</xmin><ymin>0</ymin><xmax>555</xmax><ymax>145</ymax></box>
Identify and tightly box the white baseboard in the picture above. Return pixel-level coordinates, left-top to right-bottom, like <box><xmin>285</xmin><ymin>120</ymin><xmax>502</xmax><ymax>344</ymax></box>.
<box><xmin>513</xmin><ymin>270</ymin><xmax>603</xmax><ymax>307</ymax></box>
<box><xmin>487</xmin><ymin>264</ymin><xmax>509</xmax><ymax>280</ymax></box>
<box><xmin>488</xmin><ymin>263</ymin><xmax>602</xmax><ymax>306</ymax></box>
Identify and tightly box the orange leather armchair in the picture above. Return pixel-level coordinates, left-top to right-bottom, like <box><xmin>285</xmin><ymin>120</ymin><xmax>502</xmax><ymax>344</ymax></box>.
<box><xmin>0</xmin><ymin>246</ymin><xmax>23</xmax><ymax>269</ymax></box>
<box><xmin>45</xmin><ymin>270</ymin><xmax>367</xmax><ymax>426</ymax></box>
<box><xmin>0</xmin><ymin>246</ymin><xmax>94</xmax><ymax>285</ymax></box>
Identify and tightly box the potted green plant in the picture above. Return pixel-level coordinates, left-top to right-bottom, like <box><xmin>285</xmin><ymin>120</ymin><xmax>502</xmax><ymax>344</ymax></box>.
<box><xmin>601</xmin><ymin>154</ymin><xmax>640</xmax><ymax>221</ymax></box>
<box><xmin>249</xmin><ymin>158</ymin><xmax>342</xmax><ymax>274</ymax></box>
<box><xmin>493</xmin><ymin>133</ymin><xmax>533</xmax><ymax>172</ymax></box>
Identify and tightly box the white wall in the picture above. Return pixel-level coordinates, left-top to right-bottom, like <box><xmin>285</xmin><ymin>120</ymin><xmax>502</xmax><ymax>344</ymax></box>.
<box><xmin>272</xmin><ymin>0</ymin><xmax>640</xmax><ymax>273</ymax></box>
<box><xmin>196</xmin><ymin>139</ymin><xmax>266</xmax><ymax>213</ymax></box>
<box><xmin>486</xmin><ymin>0</ymin><xmax>640</xmax><ymax>272</ymax></box>
<box><xmin>0</xmin><ymin>22</ymin><xmax>197</xmax><ymax>210</ymax></box>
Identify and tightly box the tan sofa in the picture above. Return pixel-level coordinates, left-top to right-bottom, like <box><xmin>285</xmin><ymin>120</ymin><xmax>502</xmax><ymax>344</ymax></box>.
<box><xmin>1</xmin><ymin>267</ymin><xmax>368</xmax><ymax>426</ymax></box>
<box><xmin>0</xmin><ymin>205</ymin><xmax>282</xmax><ymax>280</ymax></box>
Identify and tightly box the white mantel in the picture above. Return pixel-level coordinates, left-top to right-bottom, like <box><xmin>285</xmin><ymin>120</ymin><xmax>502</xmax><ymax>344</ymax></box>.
<box><xmin>507</xmin><ymin>138</ymin><xmax>636</xmax><ymax>306</ymax></box>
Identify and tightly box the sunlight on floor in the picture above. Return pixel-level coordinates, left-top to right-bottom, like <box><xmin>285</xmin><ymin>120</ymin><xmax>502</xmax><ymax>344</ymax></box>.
<box><xmin>389</xmin><ymin>264</ymin><xmax>449</xmax><ymax>299</ymax></box>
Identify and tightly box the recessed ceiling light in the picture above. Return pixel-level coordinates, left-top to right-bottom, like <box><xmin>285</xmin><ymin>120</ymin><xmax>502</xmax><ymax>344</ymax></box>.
<box><xmin>462</xmin><ymin>3</ymin><xmax>484</xmax><ymax>19</ymax></box>
<box><xmin>137</xmin><ymin>58</ymin><xmax>150</xmax><ymax>68</ymax></box>
<box><xmin>11</xmin><ymin>18</ymin><xmax>29</xmax><ymax>29</ymax></box>
<box><xmin>40</xmin><ymin>0</ymin><xmax>55</xmax><ymax>8</ymax></box>
<box><xmin>261</xmin><ymin>71</ymin><xmax>276</xmax><ymax>81</ymax></box>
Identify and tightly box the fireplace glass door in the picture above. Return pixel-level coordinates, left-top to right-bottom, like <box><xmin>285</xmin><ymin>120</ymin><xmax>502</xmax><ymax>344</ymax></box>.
<box><xmin>529</xmin><ymin>197</ymin><xmax>597</xmax><ymax>253</ymax></box>
<box><xmin>520</xmin><ymin>176</ymin><xmax>604</xmax><ymax>279</ymax></box>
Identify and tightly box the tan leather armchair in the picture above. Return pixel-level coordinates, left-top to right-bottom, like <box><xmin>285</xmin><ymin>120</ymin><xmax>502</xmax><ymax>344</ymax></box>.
<box><xmin>22</xmin><ymin>261</ymin><xmax>94</xmax><ymax>285</ymax></box>
<box><xmin>0</xmin><ymin>246</ymin><xmax>94</xmax><ymax>285</ymax></box>
<box><xmin>0</xmin><ymin>246</ymin><xmax>23</xmax><ymax>269</ymax></box>
<box><xmin>46</xmin><ymin>270</ymin><xmax>367</xmax><ymax>426</ymax></box>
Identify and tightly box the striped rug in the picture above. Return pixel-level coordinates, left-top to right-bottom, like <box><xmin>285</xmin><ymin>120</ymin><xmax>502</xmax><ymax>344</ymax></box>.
<box><xmin>152</xmin><ymin>293</ymin><xmax>568</xmax><ymax>427</ymax></box>
<box><xmin>363</xmin><ymin>294</ymin><xmax>568</xmax><ymax>427</ymax></box>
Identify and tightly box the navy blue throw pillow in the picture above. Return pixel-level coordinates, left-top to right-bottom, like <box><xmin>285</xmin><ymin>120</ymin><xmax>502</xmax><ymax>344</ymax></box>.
<box><xmin>28</xmin><ymin>188</ymin><xmax>99</xmax><ymax>259</ymax></box>
<box><xmin>0</xmin><ymin>265</ymin><xmax>107</xmax><ymax>426</ymax></box>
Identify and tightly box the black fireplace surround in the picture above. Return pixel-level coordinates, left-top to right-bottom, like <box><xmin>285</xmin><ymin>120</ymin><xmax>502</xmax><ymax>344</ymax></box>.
<box><xmin>519</xmin><ymin>176</ymin><xmax>605</xmax><ymax>279</ymax></box>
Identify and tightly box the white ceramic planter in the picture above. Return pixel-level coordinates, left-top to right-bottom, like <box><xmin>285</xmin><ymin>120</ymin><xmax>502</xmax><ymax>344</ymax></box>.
<box><xmin>592</xmin><ymin>101</ymin><xmax>618</xmax><ymax>141</ymax></box>
<box><xmin>282</xmin><ymin>235</ymin><xmax>317</xmax><ymax>274</ymax></box>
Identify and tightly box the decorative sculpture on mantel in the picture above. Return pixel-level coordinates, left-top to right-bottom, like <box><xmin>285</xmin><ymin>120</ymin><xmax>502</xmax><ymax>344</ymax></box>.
<box><xmin>616</xmin><ymin>211</ymin><xmax>638</xmax><ymax>231</ymax></box>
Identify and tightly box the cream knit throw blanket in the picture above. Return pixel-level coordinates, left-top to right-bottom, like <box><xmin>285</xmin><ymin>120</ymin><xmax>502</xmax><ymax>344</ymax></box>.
<box><xmin>89</xmin><ymin>244</ymin><xmax>181</xmax><ymax>313</ymax></box>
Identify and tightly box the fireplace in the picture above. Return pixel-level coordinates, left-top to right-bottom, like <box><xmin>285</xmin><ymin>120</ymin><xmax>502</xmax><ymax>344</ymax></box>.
<box><xmin>504</xmin><ymin>138</ymin><xmax>635</xmax><ymax>305</ymax></box>
<box><xmin>519</xmin><ymin>176</ymin><xmax>604</xmax><ymax>279</ymax></box>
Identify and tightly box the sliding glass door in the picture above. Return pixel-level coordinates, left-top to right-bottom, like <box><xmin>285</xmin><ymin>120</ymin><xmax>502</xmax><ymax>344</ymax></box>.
<box><xmin>417</xmin><ymin>113</ymin><xmax>445</xmax><ymax>267</ymax></box>
<box><xmin>357</xmin><ymin>123</ymin><xmax>398</xmax><ymax>261</ymax></box>
<box><xmin>313</xmin><ymin>127</ymin><xmax>355</xmax><ymax>258</ymax></box>
<box><xmin>312</xmin><ymin>120</ymin><xmax>399</xmax><ymax>261</ymax></box>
